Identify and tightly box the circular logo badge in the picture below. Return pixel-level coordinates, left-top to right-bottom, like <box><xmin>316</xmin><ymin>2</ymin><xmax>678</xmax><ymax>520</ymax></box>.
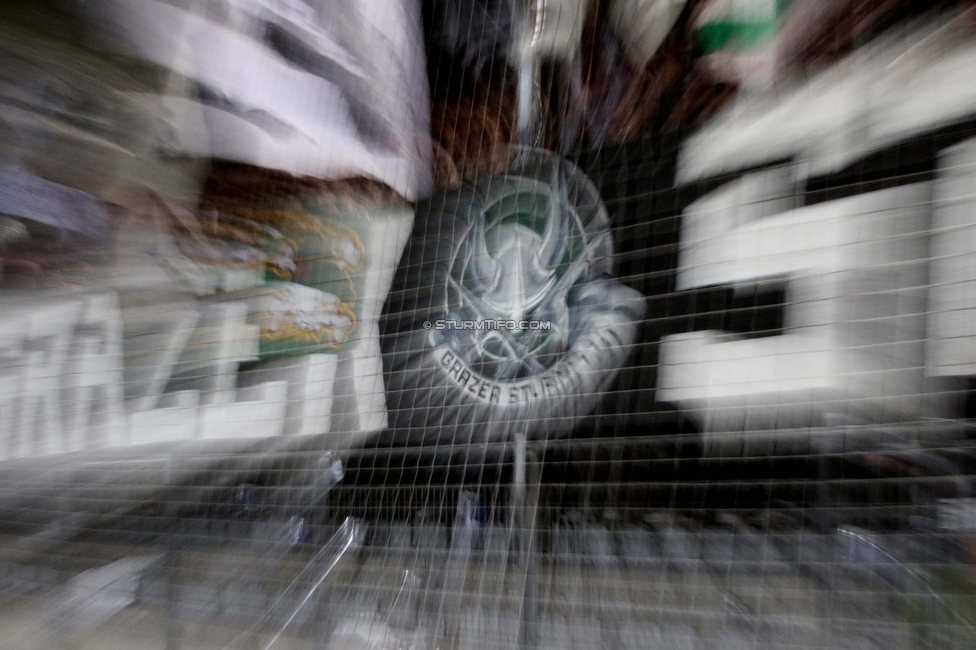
<box><xmin>383</xmin><ymin>149</ymin><xmax>645</xmax><ymax>444</ymax></box>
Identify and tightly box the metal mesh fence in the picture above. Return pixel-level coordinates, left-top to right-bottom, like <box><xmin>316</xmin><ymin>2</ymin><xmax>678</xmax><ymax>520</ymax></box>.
<box><xmin>0</xmin><ymin>1</ymin><xmax>975</xmax><ymax>649</ymax></box>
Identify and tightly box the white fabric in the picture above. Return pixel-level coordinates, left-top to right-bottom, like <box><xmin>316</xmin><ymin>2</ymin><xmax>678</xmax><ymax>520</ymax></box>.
<box><xmin>81</xmin><ymin>0</ymin><xmax>432</xmax><ymax>200</ymax></box>
<box><xmin>927</xmin><ymin>138</ymin><xmax>976</xmax><ymax>376</ymax></box>
<box><xmin>677</xmin><ymin>12</ymin><xmax>976</xmax><ymax>185</ymax></box>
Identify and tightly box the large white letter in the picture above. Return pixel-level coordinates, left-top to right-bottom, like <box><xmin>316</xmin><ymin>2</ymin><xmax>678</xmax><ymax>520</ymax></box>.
<box><xmin>660</xmin><ymin>169</ymin><xmax>961</xmax><ymax>432</ymax></box>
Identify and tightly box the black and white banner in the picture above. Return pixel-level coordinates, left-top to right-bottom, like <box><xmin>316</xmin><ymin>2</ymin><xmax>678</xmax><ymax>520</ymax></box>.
<box><xmin>382</xmin><ymin>149</ymin><xmax>646</xmax><ymax>445</ymax></box>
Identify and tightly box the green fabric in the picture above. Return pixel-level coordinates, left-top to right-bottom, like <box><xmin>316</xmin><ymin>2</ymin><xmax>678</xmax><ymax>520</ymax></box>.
<box><xmin>234</xmin><ymin>199</ymin><xmax>371</xmax><ymax>359</ymax></box>
<box><xmin>696</xmin><ymin>0</ymin><xmax>796</xmax><ymax>54</ymax></box>
<box><xmin>696</xmin><ymin>19</ymin><xmax>776</xmax><ymax>54</ymax></box>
